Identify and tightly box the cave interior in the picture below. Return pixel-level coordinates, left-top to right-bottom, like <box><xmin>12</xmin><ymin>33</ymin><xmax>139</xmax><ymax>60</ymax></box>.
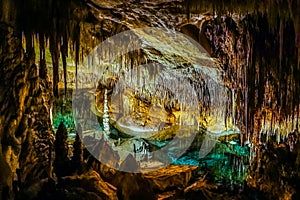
<box><xmin>0</xmin><ymin>0</ymin><xmax>300</xmax><ymax>199</ymax></box>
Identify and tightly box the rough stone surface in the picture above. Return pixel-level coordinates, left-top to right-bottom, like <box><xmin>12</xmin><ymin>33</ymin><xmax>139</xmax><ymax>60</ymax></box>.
<box><xmin>0</xmin><ymin>22</ymin><xmax>54</xmax><ymax>196</ymax></box>
<box><xmin>110</xmin><ymin>172</ymin><xmax>156</xmax><ymax>200</ymax></box>
<box><xmin>143</xmin><ymin>165</ymin><xmax>198</xmax><ymax>191</ymax></box>
<box><xmin>60</xmin><ymin>170</ymin><xmax>118</xmax><ymax>200</ymax></box>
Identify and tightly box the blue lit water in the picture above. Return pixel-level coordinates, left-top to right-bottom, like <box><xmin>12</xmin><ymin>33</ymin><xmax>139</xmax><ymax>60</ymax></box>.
<box><xmin>172</xmin><ymin>140</ymin><xmax>250</xmax><ymax>189</ymax></box>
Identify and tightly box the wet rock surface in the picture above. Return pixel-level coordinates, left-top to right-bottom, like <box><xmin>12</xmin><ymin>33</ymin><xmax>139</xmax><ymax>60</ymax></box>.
<box><xmin>143</xmin><ymin>165</ymin><xmax>198</xmax><ymax>191</ymax></box>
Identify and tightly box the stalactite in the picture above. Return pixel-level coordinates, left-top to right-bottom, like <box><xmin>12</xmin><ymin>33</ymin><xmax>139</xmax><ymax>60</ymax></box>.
<box><xmin>61</xmin><ymin>34</ymin><xmax>68</xmax><ymax>96</ymax></box>
<box><xmin>13</xmin><ymin>0</ymin><xmax>86</xmax><ymax>98</ymax></box>
<box><xmin>214</xmin><ymin>13</ymin><xmax>298</xmax><ymax>142</ymax></box>
<box><xmin>74</xmin><ymin>24</ymin><xmax>80</xmax><ymax>90</ymax></box>
<box><xmin>25</xmin><ymin>32</ymin><xmax>35</xmax><ymax>64</ymax></box>
<box><xmin>50</xmin><ymin>32</ymin><xmax>60</xmax><ymax>98</ymax></box>
<box><xmin>279</xmin><ymin>19</ymin><xmax>284</xmax><ymax>69</ymax></box>
<box><xmin>39</xmin><ymin>33</ymin><xmax>47</xmax><ymax>79</ymax></box>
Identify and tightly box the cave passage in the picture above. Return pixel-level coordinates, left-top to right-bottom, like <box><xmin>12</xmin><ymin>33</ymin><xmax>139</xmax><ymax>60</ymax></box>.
<box><xmin>1</xmin><ymin>0</ymin><xmax>300</xmax><ymax>199</ymax></box>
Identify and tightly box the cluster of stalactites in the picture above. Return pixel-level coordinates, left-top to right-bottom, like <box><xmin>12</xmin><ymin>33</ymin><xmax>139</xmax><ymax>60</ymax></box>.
<box><xmin>244</xmin><ymin>14</ymin><xmax>300</xmax><ymax>142</ymax></box>
<box><xmin>183</xmin><ymin>1</ymin><xmax>300</xmax><ymax>142</ymax></box>
<box><xmin>86</xmin><ymin>45</ymin><xmax>235</xmax><ymax>130</ymax></box>
<box><xmin>21</xmin><ymin>30</ymin><xmax>80</xmax><ymax>97</ymax></box>
<box><xmin>9</xmin><ymin>0</ymin><xmax>85</xmax><ymax>97</ymax></box>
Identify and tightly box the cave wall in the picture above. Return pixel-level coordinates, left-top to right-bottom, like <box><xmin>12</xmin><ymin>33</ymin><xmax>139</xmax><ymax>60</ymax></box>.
<box><xmin>189</xmin><ymin>8</ymin><xmax>300</xmax><ymax>200</ymax></box>
<box><xmin>200</xmin><ymin>14</ymin><xmax>300</xmax><ymax>142</ymax></box>
<box><xmin>0</xmin><ymin>23</ymin><xmax>54</xmax><ymax>198</ymax></box>
<box><xmin>182</xmin><ymin>0</ymin><xmax>300</xmax><ymax>141</ymax></box>
<box><xmin>0</xmin><ymin>0</ymin><xmax>92</xmax><ymax>198</ymax></box>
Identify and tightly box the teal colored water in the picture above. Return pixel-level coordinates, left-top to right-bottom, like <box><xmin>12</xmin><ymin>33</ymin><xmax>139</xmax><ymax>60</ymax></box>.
<box><xmin>173</xmin><ymin>141</ymin><xmax>250</xmax><ymax>189</ymax></box>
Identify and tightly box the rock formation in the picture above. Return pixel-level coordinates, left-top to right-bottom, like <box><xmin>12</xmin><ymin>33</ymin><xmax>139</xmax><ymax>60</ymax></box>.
<box><xmin>1</xmin><ymin>0</ymin><xmax>300</xmax><ymax>199</ymax></box>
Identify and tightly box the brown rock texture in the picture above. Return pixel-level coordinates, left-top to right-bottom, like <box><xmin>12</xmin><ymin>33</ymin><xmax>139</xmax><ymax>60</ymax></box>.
<box><xmin>143</xmin><ymin>165</ymin><xmax>198</xmax><ymax>191</ymax></box>
<box><xmin>60</xmin><ymin>170</ymin><xmax>118</xmax><ymax>200</ymax></box>
<box><xmin>0</xmin><ymin>22</ymin><xmax>54</xmax><ymax>195</ymax></box>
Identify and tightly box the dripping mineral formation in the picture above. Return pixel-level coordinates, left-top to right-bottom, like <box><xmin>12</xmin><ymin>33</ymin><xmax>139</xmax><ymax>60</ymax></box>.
<box><xmin>0</xmin><ymin>0</ymin><xmax>300</xmax><ymax>199</ymax></box>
